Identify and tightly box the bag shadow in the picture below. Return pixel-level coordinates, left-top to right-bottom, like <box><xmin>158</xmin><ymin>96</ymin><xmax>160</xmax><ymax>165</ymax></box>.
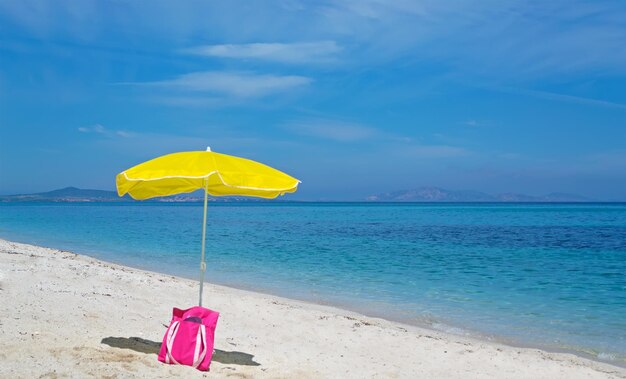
<box><xmin>101</xmin><ymin>336</ymin><xmax>261</xmax><ymax>366</ymax></box>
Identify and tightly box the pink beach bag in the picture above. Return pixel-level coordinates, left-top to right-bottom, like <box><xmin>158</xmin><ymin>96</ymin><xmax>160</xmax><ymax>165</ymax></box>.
<box><xmin>158</xmin><ymin>306</ymin><xmax>219</xmax><ymax>371</ymax></box>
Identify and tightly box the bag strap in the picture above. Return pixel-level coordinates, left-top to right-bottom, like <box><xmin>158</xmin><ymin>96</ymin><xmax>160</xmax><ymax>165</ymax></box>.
<box><xmin>165</xmin><ymin>321</ymin><xmax>207</xmax><ymax>369</ymax></box>
<box><xmin>165</xmin><ymin>321</ymin><xmax>181</xmax><ymax>365</ymax></box>
<box><xmin>192</xmin><ymin>324</ymin><xmax>207</xmax><ymax>369</ymax></box>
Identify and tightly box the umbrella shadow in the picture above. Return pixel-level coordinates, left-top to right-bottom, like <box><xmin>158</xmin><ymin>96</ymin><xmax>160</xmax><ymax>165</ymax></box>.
<box><xmin>101</xmin><ymin>336</ymin><xmax>261</xmax><ymax>366</ymax></box>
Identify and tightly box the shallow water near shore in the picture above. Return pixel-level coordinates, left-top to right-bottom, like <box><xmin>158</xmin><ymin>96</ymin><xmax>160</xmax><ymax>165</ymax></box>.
<box><xmin>1</xmin><ymin>202</ymin><xmax>625</xmax><ymax>364</ymax></box>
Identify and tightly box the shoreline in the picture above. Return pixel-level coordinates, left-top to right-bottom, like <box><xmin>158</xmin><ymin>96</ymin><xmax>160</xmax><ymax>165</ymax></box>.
<box><xmin>1</xmin><ymin>238</ymin><xmax>625</xmax><ymax>378</ymax></box>
<box><xmin>212</xmin><ymin>275</ymin><xmax>624</xmax><ymax>366</ymax></box>
<box><xmin>183</xmin><ymin>271</ymin><xmax>626</xmax><ymax>368</ymax></box>
<box><xmin>3</xmin><ymin>233</ymin><xmax>621</xmax><ymax>369</ymax></box>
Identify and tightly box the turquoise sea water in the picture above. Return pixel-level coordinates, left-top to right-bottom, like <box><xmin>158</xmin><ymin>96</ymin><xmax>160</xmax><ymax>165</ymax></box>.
<box><xmin>1</xmin><ymin>202</ymin><xmax>625</xmax><ymax>363</ymax></box>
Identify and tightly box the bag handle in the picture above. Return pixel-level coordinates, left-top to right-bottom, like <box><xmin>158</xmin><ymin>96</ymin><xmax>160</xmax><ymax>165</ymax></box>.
<box><xmin>192</xmin><ymin>324</ymin><xmax>207</xmax><ymax>369</ymax></box>
<box><xmin>165</xmin><ymin>321</ymin><xmax>207</xmax><ymax>369</ymax></box>
<box><xmin>165</xmin><ymin>321</ymin><xmax>181</xmax><ymax>365</ymax></box>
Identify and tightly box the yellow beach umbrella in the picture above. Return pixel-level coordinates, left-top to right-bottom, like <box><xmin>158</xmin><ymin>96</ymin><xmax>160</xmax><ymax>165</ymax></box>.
<box><xmin>116</xmin><ymin>147</ymin><xmax>300</xmax><ymax>305</ymax></box>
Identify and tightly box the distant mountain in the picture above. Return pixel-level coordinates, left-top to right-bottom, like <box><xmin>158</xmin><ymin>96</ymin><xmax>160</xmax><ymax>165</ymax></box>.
<box><xmin>0</xmin><ymin>187</ymin><xmax>269</xmax><ymax>203</ymax></box>
<box><xmin>0</xmin><ymin>187</ymin><xmax>130</xmax><ymax>203</ymax></box>
<box><xmin>366</xmin><ymin>187</ymin><xmax>594</xmax><ymax>202</ymax></box>
<box><xmin>0</xmin><ymin>186</ymin><xmax>600</xmax><ymax>203</ymax></box>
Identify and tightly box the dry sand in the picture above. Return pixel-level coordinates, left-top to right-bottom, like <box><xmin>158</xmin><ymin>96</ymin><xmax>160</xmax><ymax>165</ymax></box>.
<box><xmin>0</xmin><ymin>239</ymin><xmax>624</xmax><ymax>378</ymax></box>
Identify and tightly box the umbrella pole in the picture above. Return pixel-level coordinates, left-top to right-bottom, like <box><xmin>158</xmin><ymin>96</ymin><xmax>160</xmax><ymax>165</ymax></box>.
<box><xmin>198</xmin><ymin>179</ymin><xmax>209</xmax><ymax>306</ymax></box>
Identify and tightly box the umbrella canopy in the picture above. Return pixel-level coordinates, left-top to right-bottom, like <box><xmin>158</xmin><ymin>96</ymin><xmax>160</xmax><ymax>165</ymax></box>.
<box><xmin>116</xmin><ymin>148</ymin><xmax>300</xmax><ymax>306</ymax></box>
<box><xmin>116</xmin><ymin>149</ymin><xmax>299</xmax><ymax>200</ymax></box>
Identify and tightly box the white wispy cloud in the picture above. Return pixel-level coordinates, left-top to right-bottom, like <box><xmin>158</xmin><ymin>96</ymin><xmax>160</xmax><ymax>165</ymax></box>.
<box><xmin>115</xmin><ymin>130</ymin><xmax>132</xmax><ymax>138</ymax></box>
<box><xmin>182</xmin><ymin>41</ymin><xmax>342</xmax><ymax>64</ymax></box>
<box><xmin>494</xmin><ymin>86</ymin><xmax>626</xmax><ymax>110</ymax></box>
<box><xmin>143</xmin><ymin>96</ymin><xmax>231</xmax><ymax>108</ymax></box>
<box><xmin>3</xmin><ymin>1</ymin><xmax>624</xmax><ymax>79</ymax></box>
<box><xmin>98</xmin><ymin>131</ymin><xmax>300</xmax><ymax>160</ymax></box>
<box><xmin>285</xmin><ymin>119</ymin><xmax>377</xmax><ymax>141</ymax></box>
<box><xmin>78</xmin><ymin>124</ymin><xmax>105</xmax><ymax>133</ymax></box>
<box><xmin>407</xmin><ymin>145</ymin><xmax>469</xmax><ymax>158</ymax></box>
<box><xmin>319</xmin><ymin>0</ymin><xmax>626</xmax><ymax>77</ymax></box>
<box><xmin>78</xmin><ymin>124</ymin><xmax>132</xmax><ymax>138</ymax></box>
<box><xmin>4</xmin><ymin>1</ymin><xmax>626</xmax><ymax>78</ymax></box>
<box><xmin>137</xmin><ymin>71</ymin><xmax>312</xmax><ymax>98</ymax></box>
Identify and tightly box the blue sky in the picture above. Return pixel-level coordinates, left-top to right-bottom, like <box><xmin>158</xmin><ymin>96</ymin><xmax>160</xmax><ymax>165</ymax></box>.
<box><xmin>0</xmin><ymin>1</ymin><xmax>625</xmax><ymax>200</ymax></box>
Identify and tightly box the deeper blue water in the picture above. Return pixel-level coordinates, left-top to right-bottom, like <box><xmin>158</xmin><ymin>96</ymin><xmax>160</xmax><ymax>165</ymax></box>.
<box><xmin>0</xmin><ymin>202</ymin><xmax>625</xmax><ymax>362</ymax></box>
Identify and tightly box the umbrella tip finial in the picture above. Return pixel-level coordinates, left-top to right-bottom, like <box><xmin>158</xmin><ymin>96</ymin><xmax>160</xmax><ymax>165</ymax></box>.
<box><xmin>206</xmin><ymin>146</ymin><xmax>211</xmax><ymax>152</ymax></box>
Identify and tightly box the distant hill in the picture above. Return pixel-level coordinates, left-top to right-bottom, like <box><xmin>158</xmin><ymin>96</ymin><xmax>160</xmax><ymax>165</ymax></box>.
<box><xmin>0</xmin><ymin>186</ymin><xmax>600</xmax><ymax>203</ymax></box>
<box><xmin>0</xmin><ymin>187</ymin><xmax>268</xmax><ymax>203</ymax></box>
<box><xmin>366</xmin><ymin>187</ymin><xmax>594</xmax><ymax>202</ymax></box>
<box><xmin>0</xmin><ymin>187</ymin><xmax>130</xmax><ymax>203</ymax></box>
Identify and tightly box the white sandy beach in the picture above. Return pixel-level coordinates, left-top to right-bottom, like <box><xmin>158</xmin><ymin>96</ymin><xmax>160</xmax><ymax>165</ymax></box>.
<box><xmin>0</xmin><ymin>239</ymin><xmax>624</xmax><ymax>379</ymax></box>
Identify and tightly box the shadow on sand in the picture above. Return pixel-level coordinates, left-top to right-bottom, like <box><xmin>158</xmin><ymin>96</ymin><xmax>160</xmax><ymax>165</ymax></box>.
<box><xmin>101</xmin><ymin>336</ymin><xmax>261</xmax><ymax>366</ymax></box>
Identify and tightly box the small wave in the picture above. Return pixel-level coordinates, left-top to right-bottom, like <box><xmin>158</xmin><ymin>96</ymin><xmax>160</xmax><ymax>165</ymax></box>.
<box><xmin>431</xmin><ymin>322</ymin><xmax>473</xmax><ymax>337</ymax></box>
<box><xmin>597</xmin><ymin>352</ymin><xmax>618</xmax><ymax>361</ymax></box>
